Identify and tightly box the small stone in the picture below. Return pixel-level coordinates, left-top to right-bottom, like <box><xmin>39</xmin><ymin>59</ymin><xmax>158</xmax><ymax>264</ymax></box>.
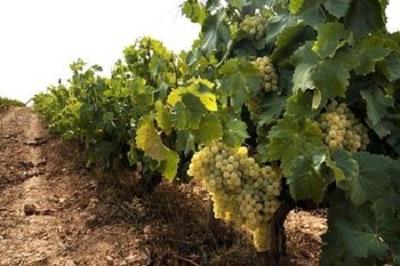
<box><xmin>65</xmin><ymin>259</ymin><xmax>76</xmax><ymax>266</ymax></box>
<box><xmin>106</xmin><ymin>256</ymin><xmax>114</xmax><ymax>266</ymax></box>
<box><xmin>23</xmin><ymin>203</ymin><xmax>37</xmax><ymax>216</ymax></box>
<box><xmin>125</xmin><ymin>255</ymin><xmax>136</xmax><ymax>265</ymax></box>
<box><xmin>119</xmin><ymin>261</ymin><xmax>128</xmax><ymax>266</ymax></box>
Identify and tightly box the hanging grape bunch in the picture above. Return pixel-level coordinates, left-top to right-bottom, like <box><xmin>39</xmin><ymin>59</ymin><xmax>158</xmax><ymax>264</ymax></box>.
<box><xmin>319</xmin><ymin>101</ymin><xmax>369</xmax><ymax>152</ymax></box>
<box><xmin>187</xmin><ymin>142</ymin><xmax>282</xmax><ymax>252</ymax></box>
<box><xmin>239</xmin><ymin>15</ymin><xmax>267</xmax><ymax>40</ymax></box>
<box><xmin>255</xmin><ymin>57</ymin><xmax>279</xmax><ymax>93</ymax></box>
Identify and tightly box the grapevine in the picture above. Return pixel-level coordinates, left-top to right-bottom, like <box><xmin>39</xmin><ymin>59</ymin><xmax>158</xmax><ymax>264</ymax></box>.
<box><xmin>188</xmin><ymin>142</ymin><xmax>281</xmax><ymax>252</ymax></box>
<box><xmin>32</xmin><ymin>0</ymin><xmax>400</xmax><ymax>264</ymax></box>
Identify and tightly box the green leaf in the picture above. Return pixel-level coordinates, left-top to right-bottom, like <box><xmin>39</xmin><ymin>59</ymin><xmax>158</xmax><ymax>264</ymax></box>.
<box><xmin>321</xmin><ymin>192</ymin><xmax>399</xmax><ymax>264</ymax></box>
<box><xmin>182</xmin><ymin>0</ymin><xmax>207</xmax><ymax>24</ymax></box>
<box><xmin>286</xmin><ymin>91</ymin><xmax>318</xmax><ymax>118</ymax></box>
<box><xmin>219</xmin><ymin>58</ymin><xmax>261</xmax><ymax>111</ymax></box>
<box><xmin>271</xmin><ymin>23</ymin><xmax>315</xmax><ymax>63</ymax></box>
<box><xmin>176</xmin><ymin>130</ymin><xmax>195</xmax><ymax>155</ymax></box>
<box><xmin>349</xmin><ymin>152</ymin><xmax>398</xmax><ymax>206</ymax></box>
<box><xmin>194</xmin><ymin>113</ymin><xmax>223</xmax><ymax>143</ymax></box>
<box><xmin>267</xmin><ymin>116</ymin><xmax>326</xmax><ymax>176</ymax></box>
<box><xmin>289</xmin><ymin>0</ymin><xmax>305</xmax><ymax>14</ymax></box>
<box><xmin>292</xmin><ymin>43</ymin><xmax>357</xmax><ymax>99</ymax></box>
<box><xmin>379</xmin><ymin>51</ymin><xmax>400</xmax><ymax>82</ymax></box>
<box><xmin>312</xmin><ymin>22</ymin><xmax>352</xmax><ymax>58</ymax></box>
<box><xmin>354</xmin><ymin>35</ymin><xmax>391</xmax><ymax>75</ymax></box>
<box><xmin>200</xmin><ymin>11</ymin><xmax>230</xmax><ymax>53</ymax></box>
<box><xmin>258</xmin><ymin>94</ymin><xmax>286</xmax><ymax>126</ymax></box>
<box><xmin>344</xmin><ymin>0</ymin><xmax>386</xmax><ymax>39</ymax></box>
<box><xmin>286</xmin><ymin>155</ymin><xmax>327</xmax><ymax>203</ymax></box>
<box><xmin>136</xmin><ymin>116</ymin><xmax>179</xmax><ymax>180</ymax></box>
<box><xmin>323</xmin><ymin>0</ymin><xmax>351</xmax><ymax>18</ymax></box>
<box><xmin>333</xmin><ymin>212</ymin><xmax>389</xmax><ymax>259</ymax></box>
<box><xmin>155</xmin><ymin>100</ymin><xmax>172</xmax><ymax>135</ymax></box>
<box><xmin>167</xmin><ymin>79</ymin><xmax>217</xmax><ymax>112</ymax></box>
<box><xmin>360</xmin><ymin>88</ymin><xmax>394</xmax><ymax>126</ymax></box>
<box><xmin>265</xmin><ymin>13</ymin><xmax>298</xmax><ymax>45</ymax></box>
<box><xmin>328</xmin><ymin>149</ymin><xmax>359</xmax><ymax>184</ymax></box>
<box><xmin>222</xmin><ymin>119</ymin><xmax>249</xmax><ymax>147</ymax></box>
<box><xmin>290</xmin><ymin>0</ymin><xmax>327</xmax><ymax>28</ymax></box>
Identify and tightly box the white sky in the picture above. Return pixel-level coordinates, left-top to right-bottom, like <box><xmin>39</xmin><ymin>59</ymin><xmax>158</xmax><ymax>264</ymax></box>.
<box><xmin>0</xmin><ymin>0</ymin><xmax>399</xmax><ymax>102</ymax></box>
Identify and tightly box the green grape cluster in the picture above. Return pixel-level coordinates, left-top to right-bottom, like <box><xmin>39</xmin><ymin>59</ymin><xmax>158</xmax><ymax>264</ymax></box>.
<box><xmin>247</xmin><ymin>91</ymin><xmax>264</xmax><ymax>119</ymax></box>
<box><xmin>319</xmin><ymin>101</ymin><xmax>370</xmax><ymax>152</ymax></box>
<box><xmin>255</xmin><ymin>57</ymin><xmax>279</xmax><ymax>93</ymax></box>
<box><xmin>239</xmin><ymin>15</ymin><xmax>267</xmax><ymax>40</ymax></box>
<box><xmin>187</xmin><ymin>142</ymin><xmax>282</xmax><ymax>252</ymax></box>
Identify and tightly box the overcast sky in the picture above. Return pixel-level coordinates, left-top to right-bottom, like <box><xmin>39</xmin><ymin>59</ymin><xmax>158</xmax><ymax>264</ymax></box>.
<box><xmin>1</xmin><ymin>0</ymin><xmax>399</xmax><ymax>102</ymax></box>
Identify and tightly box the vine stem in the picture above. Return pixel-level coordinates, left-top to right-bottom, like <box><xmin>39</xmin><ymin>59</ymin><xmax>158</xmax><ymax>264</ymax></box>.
<box><xmin>260</xmin><ymin>200</ymin><xmax>293</xmax><ymax>265</ymax></box>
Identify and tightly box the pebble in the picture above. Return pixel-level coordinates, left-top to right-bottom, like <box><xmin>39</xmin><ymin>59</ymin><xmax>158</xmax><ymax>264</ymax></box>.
<box><xmin>65</xmin><ymin>259</ymin><xmax>76</xmax><ymax>266</ymax></box>
<box><xmin>23</xmin><ymin>203</ymin><xmax>37</xmax><ymax>216</ymax></box>
<box><xmin>106</xmin><ymin>255</ymin><xmax>114</xmax><ymax>266</ymax></box>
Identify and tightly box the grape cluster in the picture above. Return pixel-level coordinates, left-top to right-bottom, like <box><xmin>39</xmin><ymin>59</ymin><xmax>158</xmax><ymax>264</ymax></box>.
<box><xmin>247</xmin><ymin>92</ymin><xmax>264</xmax><ymax>119</ymax></box>
<box><xmin>187</xmin><ymin>142</ymin><xmax>282</xmax><ymax>252</ymax></box>
<box><xmin>239</xmin><ymin>15</ymin><xmax>267</xmax><ymax>40</ymax></box>
<box><xmin>255</xmin><ymin>57</ymin><xmax>279</xmax><ymax>93</ymax></box>
<box><xmin>319</xmin><ymin>101</ymin><xmax>369</xmax><ymax>152</ymax></box>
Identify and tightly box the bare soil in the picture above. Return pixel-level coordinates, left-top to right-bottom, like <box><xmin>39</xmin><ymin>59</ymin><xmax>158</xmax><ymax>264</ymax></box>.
<box><xmin>0</xmin><ymin>107</ymin><xmax>327</xmax><ymax>266</ymax></box>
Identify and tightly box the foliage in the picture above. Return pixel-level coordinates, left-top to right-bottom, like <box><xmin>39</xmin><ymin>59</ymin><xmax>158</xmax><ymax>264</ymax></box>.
<box><xmin>33</xmin><ymin>0</ymin><xmax>400</xmax><ymax>263</ymax></box>
<box><xmin>0</xmin><ymin>97</ymin><xmax>25</xmax><ymax>110</ymax></box>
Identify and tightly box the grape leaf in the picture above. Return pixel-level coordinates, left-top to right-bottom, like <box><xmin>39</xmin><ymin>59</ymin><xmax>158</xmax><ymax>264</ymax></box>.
<box><xmin>348</xmin><ymin>152</ymin><xmax>399</xmax><ymax>206</ymax></box>
<box><xmin>289</xmin><ymin>0</ymin><xmax>305</xmax><ymax>14</ymax></box>
<box><xmin>182</xmin><ymin>0</ymin><xmax>207</xmax><ymax>24</ymax></box>
<box><xmin>222</xmin><ymin>119</ymin><xmax>249</xmax><ymax>147</ymax></box>
<box><xmin>328</xmin><ymin>149</ymin><xmax>359</xmax><ymax>184</ymax></box>
<box><xmin>322</xmin><ymin>201</ymin><xmax>389</xmax><ymax>262</ymax></box>
<box><xmin>286</xmin><ymin>91</ymin><xmax>318</xmax><ymax>118</ymax></box>
<box><xmin>265</xmin><ymin>13</ymin><xmax>298</xmax><ymax>45</ymax></box>
<box><xmin>360</xmin><ymin>87</ymin><xmax>394</xmax><ymax>126</ymax></box>
<box><xmin>267</xmin><ymin>115</ymin><xmax>326</xmax><ymax>176</ymax></box>
<box><xmin>344</xmin><ymin>0</ymin><xmax>386</xmax><ymax>39</ymax></box>
<box><xmin>194</xmin><ymin>113</ymin><xmax>223</xmax><ymax>143</ymax></box>
<box><xmin>312</xmin><ymin>22</ymin><xmax>352</xmax><ymax>58</ymax></box>
<box><xmin>200</xmin><ymin>11</ymin><xmax>230</xmax><ymax>54</ymax></box>
<box><xmin>289</xmin><ymin>0</ymin><xmax>327</xmax><ymax>28</ymax></box>
<box><xmin>286</xmin><ymin>155</ymin><xmax>327</xmax><ymax>203</ymax></box>
<box><xmin>323</xmin><ymin>0</ymin><xmax>351</xmax><ymax>18</ymax></box>
<box><xmin>292</xmin><ymin>43</ymin><xmax>357</xmax><ymax>99</ymax></box>
<box><xmin>175</xmin><ymin>130</ymin><xmax>195</xmax><ymax>155</ymax></box>
<box><xmin>379</xmin><ymin>51</ymin><xmax>400</xmax><ymax>82</ymax></box>
<box><xmin>219</xmin><ymin>58</ymin><xmax>261</xmax><ymax>111</ymax></box>
<box><xmin>167</xmin><ymin>80</ymin><xmax>217</xmax><ymax>112</ymax></box>
<box><xmin>321</xmin><ymin>192</ymin><xmax>399</xmax><ymax>264</ymax></box>
<box><xmin>258</xmin><ymin>94</ymin><xmax>286</xmax><ymax>126</ymax></box>
<box><xmin>353</xmin><ymin>35</ymin><xmax>391</xmax><ymax>75</ymax></box>
<box><xmin>155</xmin><ymin>100</ymin><xmax>172</xmax><ymax>135</ymax></box>
<box><xmin>136</xmin><ymin>116</ymin><xmax>179</xmax><ymax>180</ymax></box>
<box><xmin>271</xmin><ymin>23</ymin><xmax>315</xmax><ymax>63</ymax></box>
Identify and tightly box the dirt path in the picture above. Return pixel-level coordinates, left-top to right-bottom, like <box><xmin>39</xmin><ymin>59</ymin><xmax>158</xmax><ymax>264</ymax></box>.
<box><xmin>0</xmin><ymin>107</ymin><xmax>327</xmax><ymax>266</ymax></box>
<box><xmin>0</xmin><ymin>108</ymin><xmax>67</xmax><ymax>265</ymax></box>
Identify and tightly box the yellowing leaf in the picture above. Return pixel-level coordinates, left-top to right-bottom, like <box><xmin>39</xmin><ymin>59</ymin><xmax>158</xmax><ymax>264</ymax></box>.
<box><xmin>136</xmin><ymin>116</ymin><xmax>179</xmax><ymax>180</ymax></box>
<box><xmin>167</xmin><ymin>79</ymin><xmax>217</xmax><ymax>111</ymax></box>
